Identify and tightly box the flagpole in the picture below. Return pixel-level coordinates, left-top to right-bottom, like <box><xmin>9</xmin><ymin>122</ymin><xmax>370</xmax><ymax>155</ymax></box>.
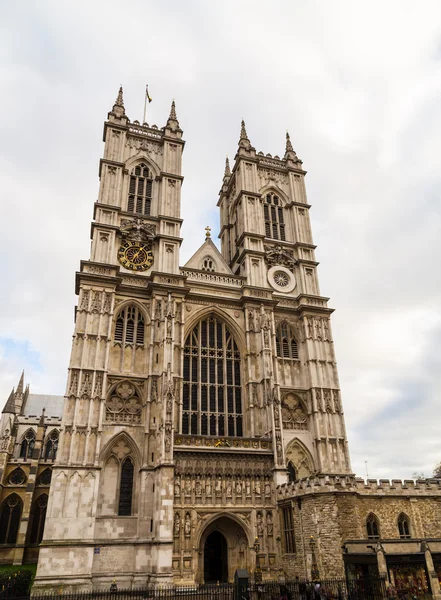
<box><xmin>143</xmin><ymin>86</ymin><xmax>148</xmax><ymax>124</ymax></box>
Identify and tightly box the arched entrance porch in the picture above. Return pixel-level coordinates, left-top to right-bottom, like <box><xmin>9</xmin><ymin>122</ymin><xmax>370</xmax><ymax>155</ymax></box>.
<box><xmin>198</xmin><ymin>515</ymin><xmax>250</xmax><ymax>583</ymax></box>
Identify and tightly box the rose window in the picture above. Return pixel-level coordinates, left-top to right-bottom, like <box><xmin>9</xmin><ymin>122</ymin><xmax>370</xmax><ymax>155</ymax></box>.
<box><xmin>106</xmin><ymin>381</ymin><xmax>142</xmax><ymax>423</ymax></box>
<box><xmin>273</xmin><ymin>271</ymin><xmax>290</xmax><ymax>287</ymax></box>
<box><xmin>8</xmin><ymin>468</ymin><xmax>26</xmax><ymax>485</ymax></box>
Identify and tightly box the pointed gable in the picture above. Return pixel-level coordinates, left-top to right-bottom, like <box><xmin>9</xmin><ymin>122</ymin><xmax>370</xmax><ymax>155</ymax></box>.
<box><xmin>183</xmin><ymin>238</ymin><xmax>233</xmax><ymax>275</ymax></box>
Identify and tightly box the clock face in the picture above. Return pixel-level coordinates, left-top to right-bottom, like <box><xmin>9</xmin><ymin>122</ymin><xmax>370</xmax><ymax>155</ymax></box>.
<box><xmin>117</xmin><ymin>240</ymin><xmax>154</xmax><ymax>271</ymax></box>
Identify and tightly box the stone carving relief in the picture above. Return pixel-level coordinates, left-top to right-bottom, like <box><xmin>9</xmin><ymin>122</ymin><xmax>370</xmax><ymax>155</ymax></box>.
<box><xmin>305</xmin><ymin>317</ymin><xmax>331</xmax><ymax>341</ymax></box>
<box><xmin>281</xmin><ymin>393</ymin><xmax>308</xmax><ymax>430</ymax></box>
<box><xmin>120</xmin><ymin>217</ymin><xmax>156</xmax><ymax>243</ymax></box>
<box><xmin>106</xmin><ymin>381</ymin><xmax>142</xmax><ymax>424</ymax></box>
<box><xmin>125</xmin><ymin>136</ymin><xmax>163</xmax><ymax>156</ymax></box>
<box><xmin>264</xmin><ymin>245</ymin><xmax>296</xmax><ymax>272</ymax></box>
<box><xmin>173</xmin><ymin>512</ymin><xmax>180</xmax><ymax>536</ymax></box>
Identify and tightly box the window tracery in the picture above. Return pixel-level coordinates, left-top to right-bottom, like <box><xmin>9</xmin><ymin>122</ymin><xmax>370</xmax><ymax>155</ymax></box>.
<box><xmin>281</xmin><ymin>394</ymin><xmax>307</xmax><ymax>431</ymax></box>
<box><xmin>276</xmin><ymin>322</ymin><xmax>299</xmax><ymax>359</ymax></box>
<box><xmin>36</xmin><ymin>468</ymin><xmax>52</xmax><ymax>486</ymax></box>
<box><xmin>263</xmin><ymin>193</ymin><xmax>285</xmax><ymax>241</ymax></box>
<box><xmin>7</xmin><ymin>468</ymin><xmax>26</xmax><ymax>486</ymax></box>
<box><xmin>182</xmin><ymin>316</ymin><xmax>243</xmax><ymax>437</ymax></box>
<box><xmin>19</xmin><ymin>429</ymin><xmax>35</xmax><ymax>459</ymax></box>
<box><xmin>202</xmin><ymin>257</ymin><xmax>215</xmax><ymax>272</ymax></box>
<box><xmin>114</xmin><ymin>306</ymin><xmax>145</xmax><ymax>346</ymax></box>
<box><xmin>0</xmin><ymin>494</ymin><xmax>22</xmax><ymax>544</ymax></box>
<box><xmin>44</xmin><ymin>430</ymin><xmax>59</xmax><ymax>460</ymax></box>
<box><xmin>398</xmin><ymin>513</ymin><xmax>411</xmax><ymax>539</ymax></box>
<box><xmin>127</xmin><ymin>163</ymin><xmax>152</xmax><ymax>216</ymax></box>
<box><xmin>29</xmin><ymin>494</ymin><xmax>48</xmax><ymax>544</ymax></box>
<box><xmin>366</xmin><ymin>513</ymin><xmax>380</xmax><ymax>539</ymax></box>
<box><xmin>106</xmin><ymin>381</ymin><xmax>142</xmax><ymax>424</ymax></box>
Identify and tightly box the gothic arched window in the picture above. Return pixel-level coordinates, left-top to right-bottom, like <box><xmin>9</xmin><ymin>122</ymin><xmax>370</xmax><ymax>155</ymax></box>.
<box><xmin>28</xmin><ymin>494</ymin><xmax>48</xmax><ymax>544</ymax></box>
<box><xmin>264</xmin><ymin>193</ymin><xmax>285</xmax><ymax>241</ymax></box>
<box><xmin>366</xmin><ymin>513</ymin><xmax>380</xmax><ymax>539</ymax></box>
<box><xmin>182</xmin><ymin>316</ymin><xmax>243</xmax><ymax>437</ymax></box>
<box><xmin>398</xmin><ymin>513</ymin><xmax>411</xmax><ymax>539</ymax></box>
<box><xmin>127</xmin><ymin>163</ymin><xmax>153</xmax><ymax>215</ymax></box>
<box><xmin>276</xmin><ymin>322</ymin><xmax>299</xmax><ymax>359</ymax></box>
<box><xmin>44</xmin><ymin>430</ymin><xmax>59</xmax><ymax>460</ymax></box>
<box><xmin>0</xmin><ymin>494</ymin><xmax>22</xmax><ymax>544</ymax></box>
<box><xmin>36</xmin><ymin>468</ymin><xmax>52</xmax><ymax>486</ymax></box>
<box><xmin>202</xmin><ymin>257</ymin><xmax>215</xmax><ymax>272</ymax></box>
<box><xmin>118</xmin><ymin>457</ymin><xmax>134</xmax><ymax>516</ymax></box>
<box><xmin>287</xmin><ymin>462</ymin><xmax>297</xmax><ymax>483</ymax></box>
<box><xmin>7</xmin><ymin>468</ymin><xmax>26</xmax><ymax>486</ymax></box>
<box><xmin>19</xmin><ymin>429</ymin><xmax>36</xmax><ymax>459</ymax></box>
<box><xmin>114</xmin><ymin>306</ymin><xmax>145</xmax><ymax>346</ymax></box>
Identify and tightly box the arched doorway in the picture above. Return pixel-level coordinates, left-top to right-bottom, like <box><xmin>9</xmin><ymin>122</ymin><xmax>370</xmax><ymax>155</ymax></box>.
<box><xmin>198</xmin><ymin>515</ymin><xmax>250</xmax><ymax>584</ymax></box>
<box><xmin>204</xmin><ymin>530</ymin><xmax>228</xmax><ymax>583</ymax></box>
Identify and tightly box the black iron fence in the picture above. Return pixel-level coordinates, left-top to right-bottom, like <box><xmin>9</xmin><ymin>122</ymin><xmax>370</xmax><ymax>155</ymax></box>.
<box><xmin>0</xmin><ymin>576</ymin><xmax>388</xmax><ymax>600</ymax></box>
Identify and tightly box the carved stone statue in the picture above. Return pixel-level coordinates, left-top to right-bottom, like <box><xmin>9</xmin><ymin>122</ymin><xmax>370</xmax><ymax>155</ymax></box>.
<box><xmin>266</xmin><ymin>512</ymin><xmax>273</xmax><ymax>536</ymax></box>
<box><xmin>256</xmin><ymin>512</ymin><xmax>264</xmax><ymax>536</ymax></box>
<box><xmin>174</xmin><ymin>476</ymin><xmax>181</xmax><ymax>497</ymax></box>
<box><xmin>173</xmin><ymin>513</ymin><xmax>180</xmax><ymax>536</ymax></box>
<box><xmin>205</xmin><ymin>476</ymin><xmax>212</xmax><ymax>496</ymax></box>
<box><xmin>184</xmin><ymin>513</ymin><xmax>191</xmax><ymax>536</ymax></box>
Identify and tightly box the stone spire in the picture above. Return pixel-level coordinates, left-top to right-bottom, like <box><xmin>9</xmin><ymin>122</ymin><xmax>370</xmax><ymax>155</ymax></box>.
<box><xmin>16</xmin><ymin>371</ymin><xmax>24</xmax><ymax>397</ymax></box>
<box><xmin>111</xmin><ymin>85</ymin><xmax>126</xmax><ymax>118</ymax></box>
<box><xmin>115</xmin><ymin>86</ymin><xmax>124</xmax><ymax>108</ymax></box>
<box><xmin>38</xmin><ymin>407</ymin><xmax>46</xmax><ymax>428</ymax></box>
<box><xmin>238</xmin><ymin>119</ymin><xmax>253</xmax><ymax>151</ymax></box>
<box><xmin>284</xmin><ymin>130</ymin><xmax>302</xmax><ymax>164</ymax></box>
<box><xmin>166</xmin><ymin>99</ymin><xmax>181</xmax><ymax>133</ymax></box>
<box><xmin>2</xmin><ymin>388</ymin><xmax>16</xmax><ymax>414</ymax></box>
<box><xmin>169</xmin><ymin>100</ymin><xmax>177</xmax><ymax>121</ymax></box>
<box><xmin>224</xmin><ymin>156</ymin><xmax>231</xmax><ymax>178</ymax></box>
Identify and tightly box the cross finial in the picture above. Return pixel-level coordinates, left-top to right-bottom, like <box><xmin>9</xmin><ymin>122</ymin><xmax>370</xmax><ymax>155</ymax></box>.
<box><xmin>205</xmin><ymin>226</ymin><xmax>211</xmax><ymax>239</ymax></box>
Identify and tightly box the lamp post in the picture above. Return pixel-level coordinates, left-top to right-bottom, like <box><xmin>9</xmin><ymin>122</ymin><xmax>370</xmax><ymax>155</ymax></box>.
<box><xmin>310</xmin><ymin>536</ymin><xmax>320</xmax><ymax>582</ymax></box>
<box><xmin>253</xmin><ymin>536</ymin><xmax>262</xmax><ymax>583</ymax></box>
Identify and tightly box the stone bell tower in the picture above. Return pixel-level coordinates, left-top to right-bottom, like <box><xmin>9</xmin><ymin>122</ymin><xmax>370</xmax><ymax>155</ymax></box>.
<box><xmin>218</xmin><ymin>122</ymin><xmax>352</xmax><ymax>478</ymax></box>
<box><xmin>34</xmin><ymin>89</ymin><xmax>186</xmax><ymax>591</ymax></box>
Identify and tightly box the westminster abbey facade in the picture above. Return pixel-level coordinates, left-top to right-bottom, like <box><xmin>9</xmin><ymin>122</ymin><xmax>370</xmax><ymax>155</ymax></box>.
<box><xmin>2</xmin><ymin>90</ymin><xmax>441</xmax><ymax>597</ymax></box>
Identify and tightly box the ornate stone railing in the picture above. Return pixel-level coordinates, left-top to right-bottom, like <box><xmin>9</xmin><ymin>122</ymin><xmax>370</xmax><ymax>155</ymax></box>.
<box><xmin>174</xmin><ymin>434</ymin><xmax>272</xmax><ymax>452</ymax></box>
<box><xmin>181</xmin><ymin>269</ymin><xmax>243</xmax><ymax>287</ymax></box>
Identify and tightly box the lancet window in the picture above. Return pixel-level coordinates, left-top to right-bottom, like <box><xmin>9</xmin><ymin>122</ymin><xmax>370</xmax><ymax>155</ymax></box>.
<box><xmin>281</xmin><ymin>503</ymin><xmax>296</xmax><ymax>553</ymax></box>
<box><xmin>44</xmin><ymin>430</ymin><xmax>59</xmax><ymax>460</ymax></box>
<box><xmin>114</xmin><ymin>305</ymin><xmax>145</xmax><ymax>346</ymax></box>
<box><xmin>182</xmin><ymin>316</ymin><xmax>243</xmax><ymax>437</ymax></box>
<box><xmin>264</xmin><ymin>193</ymin><xmax>285</xmax><ymax>241</ymax></box>
<box><xmin>19</xmin><ymin>429</ymin><xmax>35</xmax><ymax>459</ymax></box>
<box><xmin>287</xmin><ymin>462</ymin><xmax>297</xmax><ymax>483</ymax></box>
<box><xmin>127</xmin><ymin>163</ymin><xmax>152</xmax><ymax>215</ymax></box>
<box><xmin>118</xmin><ymin>457</ymin><xmax>134</xmax><ymax>516</ymax></box>
<box><xmin>0</xmin><ymin>494</ymin><xmax>22</xmax><ymax>544</ymax></box>
<box><xmin>398</xmin><ymin>513</ymin><xmax>411</xmax><ymax>539</ymax></box>
<box><xmin>276</xmin><ymin>322</ymin><xmax>299</xmax><ymax>359</ymax></box>
<box><xmin>366</xmin><ymin>513</ymin><xmax>380</xmax><ymax>539</ymax></box>
<box><xmin>29</xmin><ymin>494</ymin><xmax>48</xmax><ymax>544</ymax></box>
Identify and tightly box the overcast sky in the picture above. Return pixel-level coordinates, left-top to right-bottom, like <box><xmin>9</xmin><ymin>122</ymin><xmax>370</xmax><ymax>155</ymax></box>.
<box><xmin>1</xmin><ymin>1</ymin><xmax>440</xmax><ymax>480</ymax></box>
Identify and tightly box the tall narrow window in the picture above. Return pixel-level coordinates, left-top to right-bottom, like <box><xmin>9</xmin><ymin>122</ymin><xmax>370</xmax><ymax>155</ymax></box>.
<box><xmin>127</xmin><ymin>163</ymin><xmax>153</xmax><ymax>216</ymax></box>
<box><xmin>366</xmin><ymin>513</ymin><xmax>380</xmax><ymax>539</ymax></box>
<box><xmin>118</xmin><ymin>457</ymin><xmax>134</xmax><ymax>516</ymax></box>
<box><xmin>182</xmin><ymin>316</ymin><xmax>243</xmax><ymax>437</ymax></box>
<box><xmin>44</xmin><ymin>430</ymin><xmax>59</xmax><ymax>460</ymax></box>
<box><xmin>0</xmin><ymin>494</ymin><xmax>22</xmax><ymax>544</ymax></box>
<box><xmin>29</xmin><ymin>494</ymin><xmax>48</xmax><ymax>544</ymax></box>
<box><xmin>287</xmin><ymin>462</ymin><xmax>297</xmax><ymax>483</ymax></box>
<box><xmin>19</xmin><ymin>430</ymin><xmax>36</xmax><ymax>459</ymax></box>
<box><xmin>263</xmin><ymin>193</ymin><xmax>285</xmax><ymax>241</ymax></box>
<box><xmin>398</xmin><ymin>513</ymin><xmax>411</xmax><ymax>539</ymax></box>
<box><xmin>114</xmin><ymin>306</ymin><xmax>145</xmax><ymax>345</ymax></box>
<box><xmin>281</xmin><ymin>504</ymin><xmax>296</xmax><ymax>553</ymax></box>
<box><xmin>276</xmin><ymin>322</ymin><xmax>299</xmax><ymax>359</ymax></box>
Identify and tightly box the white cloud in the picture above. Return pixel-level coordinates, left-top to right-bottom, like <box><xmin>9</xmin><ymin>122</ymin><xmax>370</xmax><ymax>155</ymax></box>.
<box><xmin>1</xmin><ymin>0</ymin><xmax>441</xmax><ymax>480</ymax></box>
